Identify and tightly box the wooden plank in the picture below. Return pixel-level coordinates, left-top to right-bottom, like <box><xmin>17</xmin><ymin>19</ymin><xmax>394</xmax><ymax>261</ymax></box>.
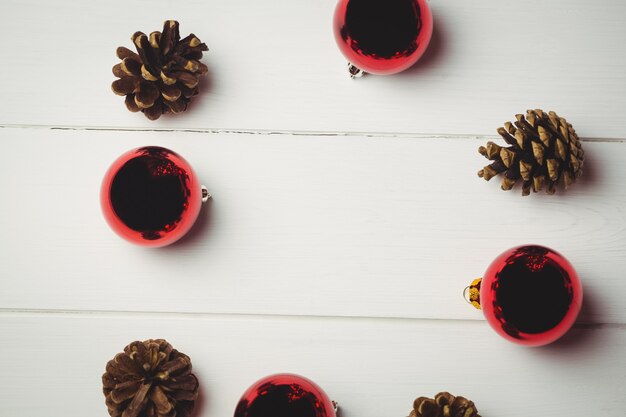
<box><xmin>0</xmin><ymin>312</ymin><xmax>624</xmax><ymax>417</ymax></box>
<box><xmin>1</xmin><ymin>128</ymin><xmax>625</xmax><ymax>323</ymax></box>
<box><xmin>1</xmin><ymin>0</ymin><xmax>625</xmax><ymax>138</ymax></box>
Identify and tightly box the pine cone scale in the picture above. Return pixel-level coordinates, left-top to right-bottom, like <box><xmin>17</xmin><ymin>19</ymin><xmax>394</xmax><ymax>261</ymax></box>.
<box><xmin>500</xmin><ymin>147</ymin><xmax>515</xmax><ymax>168</ymax></box>
<box><xmin>150</xmin><ymin>386</ymin><xmax>176</xmax><ymax>416</ymax></box>
<box><xmin>149</xmin><ymin>31</ymin><xmax>161</xmax><ymax>50</ymax></box>
<box><xmin>160</xmin><ymin>356</ymin><xmax>191</xmax><ymax>376</ymax></box>
<box><xmin>112</xmin><ymin>77</ymin><xmax>139</xmax><ymax>96</ymax></box>
<box><xmin>121</xmin><ymin>58</ymin><xmax>142</xmax><ymax>76</ymax></box>
<box><xmin>122</xmin><ymin>382</ymin><xmax>152</xmax><ymax>417</ymax></box>
<box><xmin>110</xmin><ymin>379</ymin><xmax>144</xmax><ymax>403</ymax></box>
<box><xmin>178</xmin><ymin>83</ymin><xmax>197</xmax><ymax>99</ymax></box>
<box><xmin>109</xmin><ymin>351</ymin><xmax>144</xmax><ymax>375</ymax></box>
<box><xmin>173</xmin><ymin>71</ymin><xmax>199</xmax><ymax>88</ymax></box>
<box><xmin>116</xmin><ymin>47</ymin><xmax>140</xmax><ymax>61</ymax></box>
<box><xmin>133</xmin><ymin>33</ymin><xmax>161</xmax><ymax>73</ymax></box>
<box><xmin>538</xmin><ymin>126</ymin><xmax>550</xmax><ymax>147</ymax></box>
<box><xmin>161</xmin><ymin>84</ymin><xmax>182</xmax><ymax>102</ymax></box>
<box><xmin>185</xmin><ymin>50</ymin><xmax>205</xmax><ymax>61</ymax></box>
<box><xmin>164</xmin><ymin>98</ymin><xmax>187</xmax><ymax>114</ymax></box>
<box><xmin>160</xmin><ymin>70</ymin><xmax>177</xmax><ymax>85</ymax></box>
<box><xmin>112</xmin><ymin>64</ymin><xmax>126</xmax><ymax>78</ymax></box>
<box><xmin>170</xmin><ymin>387</ymin><xmax>198</xmax><ymax>401</ymax></box>
<box><xmin>135</xmin><ymin>85</ymin><xmax>159</xmax><ymax>109</ymax></box>
<box><xmin>160</xmin><ymin>20</ymin><xmax>180</xmax><ymax>57</ymax></box>
<box><xmin>125</xmin><ymin>94</ymin><xmax>140</xmax><ymax>112</ymax></box>
<box><xmin>141</xmin><ymin>65</ymin><xmax>159</xmax><ymax>81</ymax></box>
<box><xmin>175</xmin><ymin>34</ymin><xmax>207</xmax><ymax>55</ymax></box>
<box><xmin>166</xmin><ymin>374</ymin><xmax>199</xmax><ymax>391</ymax></box>
<box><xmin>531</xmin><ymin>141</ymin><xmax>544</xmax><ymax>165</ymax></box>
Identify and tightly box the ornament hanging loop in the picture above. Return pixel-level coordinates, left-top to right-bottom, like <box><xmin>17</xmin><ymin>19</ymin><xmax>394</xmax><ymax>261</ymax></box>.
<box><xmin>463</xmin><ymin>286</ymin><xmax>472</xmax><ymax>304</ymax></box>
<box><xmin>347</xmin><ymin>63</ymin><xmax>364</xmax><ymax>78</ymax></box>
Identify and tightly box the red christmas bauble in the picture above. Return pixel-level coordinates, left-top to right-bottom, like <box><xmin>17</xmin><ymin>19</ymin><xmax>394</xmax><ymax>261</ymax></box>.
<box><xmin>234</xmin><ymin>374</ymin><xmax>336</xmax><ymax>417</ymax></box>
<box><xmin>473</xmin><ymin>245</ymin><xmax>583</xmax><ymax>346</ymax></box>
<box><xmin>100</xmin><ymin>146</ymin><xmax>204</xmax><ymax>247</ymax></box>
<box><xmin>333</xmin><ymin>0</ymin><xmax>433</xmax><ymax>75</ymax></box>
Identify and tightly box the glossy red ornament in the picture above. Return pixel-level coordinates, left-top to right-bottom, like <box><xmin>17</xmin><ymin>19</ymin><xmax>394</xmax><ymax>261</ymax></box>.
<box><xmin>234</xmin><ymin>374</ymin><xmax>337</xmax><ymax>417</ymax></box>
<box><xmin>333</xmin><ymin>0</ymin><xmax>433</xmax><ymax>76</ymax></box>
<box><xmin>466</xmin><ymin>245</ymin><xmax>583</xmax><ymax>346</ymax></box>
<box><xmin>101</xmin><ymin>146</ymin><xmax>206</xmax><ymax>247</ymax></box>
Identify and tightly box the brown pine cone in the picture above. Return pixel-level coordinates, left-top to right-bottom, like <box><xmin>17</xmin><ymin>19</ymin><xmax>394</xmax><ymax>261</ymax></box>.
<box><xmin>478</xmin><ymin>109</ymin><xmax>584</xmax><ymax>195</ymax></box>
<box><xmin>410</xmin><ymin>392</ymin><xmax>481</xmax><ymax>417</ymax></box>
<box><xmin>112</xmin><ymin>20</ymin><xmax>208</xmax><ymax>120</ymax></box>
<box><xmin>102</xmin><ymin>339</ymin><xmax>199</xmax><ymax>417</ymax></box>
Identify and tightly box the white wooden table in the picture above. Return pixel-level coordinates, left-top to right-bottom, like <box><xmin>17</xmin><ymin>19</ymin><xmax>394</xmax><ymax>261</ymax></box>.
<box><xmin>1</xmin><ymin>0</ymin><xmax>625</xmax><ymax>416</ymax></box>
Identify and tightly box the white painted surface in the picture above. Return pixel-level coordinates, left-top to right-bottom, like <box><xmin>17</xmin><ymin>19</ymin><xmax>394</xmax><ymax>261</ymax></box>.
<box><xmin>1</xmin><ymin>0</ymin><xmax>626</xmax><ymax>138</ymax></box>
<box><xmin>1</xmin><ymin>128</ymin><xmax>625</xmax><ymax>325</ymax></box>
<box><xmin>1</xmin><ymin>0</ymin><xmax>625</xmax><ymax>416</ymax></box>
<box><xmin>0</xmin><ymin>313</ymin><xmax>624</xmax><ymax>417</ymax></box>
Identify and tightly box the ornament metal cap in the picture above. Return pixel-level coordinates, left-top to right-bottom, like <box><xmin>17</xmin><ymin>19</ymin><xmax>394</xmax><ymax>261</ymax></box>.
<box><xmin>464</xmin><ymin>245</ymin><xmax>583</xmax><ymax>346</ymax></box>
<box><xmin>347</xmin><ymin>62</ymin><xmax>364</xmax><ymax>78</ymax></box>
<box><xmin>201</xmin><ymin>185</ymin><xmax>211</xmax><ymax>202</ymax></box>
<box><xmin>463</xmin><ymin>278</ymin><xmax>482</xmax><ymax>310</ymax></box>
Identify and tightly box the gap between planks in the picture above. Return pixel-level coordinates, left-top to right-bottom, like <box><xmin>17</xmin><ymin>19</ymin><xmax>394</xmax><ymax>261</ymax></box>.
<box><xmin>0</xmin><ymin>307</ymin><xmax>622</xmax><ymax>330</ymax></box>
<box><xmin>0</xmin><ymin>124</ymin><xmax>623</xmax><ymax>143</ymax></box>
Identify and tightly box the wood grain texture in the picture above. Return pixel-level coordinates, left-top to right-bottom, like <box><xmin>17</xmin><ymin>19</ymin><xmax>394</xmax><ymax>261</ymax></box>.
<box><xmin>0</xmin><ymin>0</ymin><xmax>625</xmax><ymax>138</ymax></box>
<box><xmin>1</xmin><ymin>128</ymin><xmax>624</xmax><ymax>324</ymax></box>
<box><xmin>1</xmin><ymin>0</ymin><xmax>626</xmax><ymax>414</ymax></box>
<box><xmin>0</xmin><ymin>312</ymin><xmax>624</xmax><ymax>417</ymax></box>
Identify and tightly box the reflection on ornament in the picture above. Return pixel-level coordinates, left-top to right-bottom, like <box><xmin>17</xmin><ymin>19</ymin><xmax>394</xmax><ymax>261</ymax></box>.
<box><xmin>101</xmin><ymin>146</ymin><xmax>209</xmax><ymax>247</ymax></box>
<box><xmin>465</xmin><ymin>245</ymin><xmax>582</xmax><ymax>346</ymax></box>
<box><xmin>234</xmin><ymin>374</ymin><xmax>337</xmax><ymax>417</ymax></box>
<box><xmin>333</xmin><ymin>0</ymin><xmax>433</xmax><ymax>76</ymax></box>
